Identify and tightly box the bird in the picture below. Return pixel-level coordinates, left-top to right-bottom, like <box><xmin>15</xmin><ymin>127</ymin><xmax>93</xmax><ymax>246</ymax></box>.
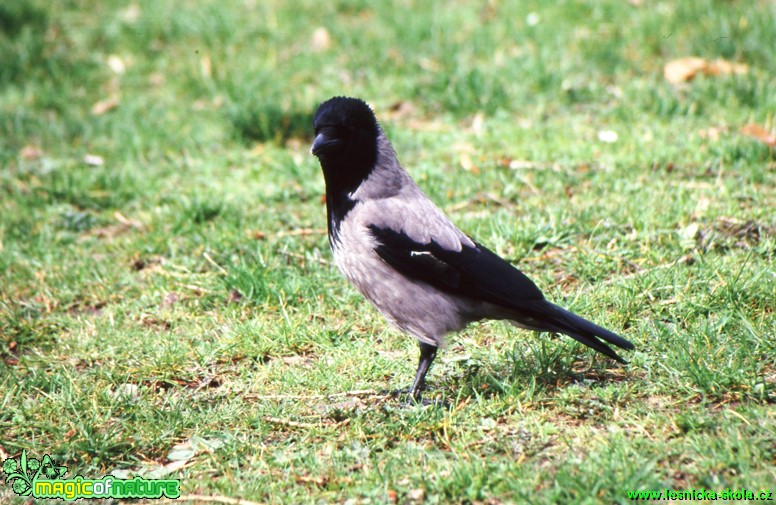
<box><xmin>310</xmin><ymin>96</ymin><xmax>634</xmax><ymax>401</ymax></box>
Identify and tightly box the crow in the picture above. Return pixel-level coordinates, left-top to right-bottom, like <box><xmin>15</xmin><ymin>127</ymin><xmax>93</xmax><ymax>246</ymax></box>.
<box><xmin>310</xmin><ymin>96</ymin><xmax>633</xmax><ymax>400</ymax></box>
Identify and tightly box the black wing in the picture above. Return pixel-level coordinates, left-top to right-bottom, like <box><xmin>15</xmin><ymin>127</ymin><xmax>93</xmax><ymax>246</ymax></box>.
<box><xmin>368</xmin><ymin>225</ymin><xmax>544</xmax><ymax>305</ymax></box>
<box><xmin>369</xmin><ymin>225</ymin><xmax>634</xmax><ymax>361</ymax></box>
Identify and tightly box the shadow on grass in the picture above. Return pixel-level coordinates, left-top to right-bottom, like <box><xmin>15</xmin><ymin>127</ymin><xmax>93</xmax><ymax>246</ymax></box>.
<box><xmin>0</xmin><ymin>1</ymin><xmax>47</xmax><ymax>38</ymax></box>
<box><xmin>449</xmin><ymin>339</ymin><xmax>632</xmax><ymax>401</ymax></box>
<box><xmin>228</xmin><ymin>102</ymin><xmax>312</xmax><ymax>144</ymax></box>
<box><xmin>0</xmin><ymin>1</ymin><xmax>49</xmax><ymax>87</ymax></box>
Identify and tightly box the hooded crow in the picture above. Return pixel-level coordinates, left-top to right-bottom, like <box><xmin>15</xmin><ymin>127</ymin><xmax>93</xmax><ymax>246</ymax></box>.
<box><xmin>311</xmin><ymin>96</ymin><xmax>634</xmax><ymax>400</ymax></box>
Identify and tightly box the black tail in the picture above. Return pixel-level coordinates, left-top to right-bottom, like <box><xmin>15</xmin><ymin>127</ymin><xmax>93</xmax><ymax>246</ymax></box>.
<box><xmin>524</xmin><ymin>301</ymin><xmax>634</xmax><ymax>363</ymax></box>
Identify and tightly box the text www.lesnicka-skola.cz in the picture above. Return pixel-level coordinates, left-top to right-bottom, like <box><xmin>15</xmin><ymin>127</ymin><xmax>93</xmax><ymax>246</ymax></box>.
<box><xmin>627</xmin><ymin>488</ymin><xmax>773</xmax><ymax>501</ymax></box>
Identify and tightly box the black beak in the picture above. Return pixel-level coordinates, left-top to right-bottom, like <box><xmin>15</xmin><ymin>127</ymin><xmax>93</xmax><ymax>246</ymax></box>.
<box><xmin>311</xmin><ymin>132</ymin><xmax>343</xmax><ymax>156</ymax></box>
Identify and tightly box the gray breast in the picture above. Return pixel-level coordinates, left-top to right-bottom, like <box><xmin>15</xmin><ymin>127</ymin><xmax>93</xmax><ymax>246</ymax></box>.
<box><xmin>331</xmin><ymin>207</ymin><xmax>474</xmax><ymax>346</ymax></box>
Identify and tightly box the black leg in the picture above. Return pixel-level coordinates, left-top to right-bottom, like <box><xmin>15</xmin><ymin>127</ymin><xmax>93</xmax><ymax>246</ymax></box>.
<box><xmin>408</xmin><ymin>342</ymin><xmax>438</xmax><ymax>401</ymax></box>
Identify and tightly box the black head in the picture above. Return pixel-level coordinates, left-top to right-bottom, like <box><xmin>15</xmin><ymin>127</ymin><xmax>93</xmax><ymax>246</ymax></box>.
<box><xmin>311</xmin><ymin>96</ymin><xmax>380</xmax><ymax>193</ymax></box>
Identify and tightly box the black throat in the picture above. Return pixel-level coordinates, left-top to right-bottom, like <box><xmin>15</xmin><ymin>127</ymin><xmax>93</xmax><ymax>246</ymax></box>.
<box><xmin>325</xmin><ymin>190</ymin><xmax>356</xmax><ymax>247</ymax></box>
<box><xmin>321</xmin><ymin>153</ymin><xmax>377</xmax><ymax>246</ymax></box>
<box><xmin>318</xmin><ymin>136</ymin><xmax>378</xmax><ymax>245</ymax></box>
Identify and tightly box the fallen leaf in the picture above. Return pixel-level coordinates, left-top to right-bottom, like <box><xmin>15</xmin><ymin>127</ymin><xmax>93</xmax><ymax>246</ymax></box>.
<box><xmin>107</xmin><ymin>55</ymin><xmax>126</xmax><ymax>74</ymax></box>
<box><xmin>664</xmin><ymin>57</ymin><xmax>748</xmax><ymax>84</ymax></box>
<box><xmin>455</xmin><ymin>142</ymin><xmax>479</xmax><ymax>174</ymax></box>
<box><xmin>120</xmin><ymin>3</ymin><xmax>140</xmax><ymax>23</ymax></box>
<box><xmin>109</xmin><ymin>383</ymin><xmax>140</xmax><ymax>400</ymax></box>
<box><xmin>20</xmin><ymin>145</ymin><xmax>43</xmax><ymax>160</ymax></box>
<box><xmin>707</xmin><ymin>59</ymin><xmax>748</xmax><ymax>77</ymax></box>
<box><xmin>407</xmin><ymin>488</ymin><xmax>426</xmax><ymax>502</ymax></box>
<box><xmin>507</xmin><ymin>159</ymin><xmax>539</xmax><ymax>170</ymax></box>
<box><xmin>459</xmin><ymin>152</ymin><xmax>479</xmax><ymax>173</ymax></box>
<box><xmin>311</xmin><ymin>27</ymin><xmax>331</xmax><ymax>52</ymax></box>
<box><xmin>166</xmin><ymin>436</ymin><xmax>225</xmax><ymax>463</ymax></box>
<box><xmin>470</xmin><ymin>112</ymin><xmax>485</xmax><ymax>135</ymax></box>
<box><xmin>84</xmin><ymin>154</ymin><xmax>104</xmax><ymax>166</ymax></box>
<box><xmin>282</xmin><ymin>355</ymin><xmax>313</xmax><ymax>366</ymax></box>
<box><xmin>113</xmin><ymin>211</ymin><xmax>144</xmax><ymax>229</ymax></box>
<box><xmin>324</xmin><ymin>398</ymin><xmax>364</xmax><ymax>412</ymax></box>
<box><xmin>188</xmin><ymin>435</ymin><xmax>225</xmax><ymax>453</ymax></box>
<box><xmin>740</xmin><ymin>124</ymin><xmax>776</xmax><ymax>147</ymax></box>
<box><xmin>110</xmin><ymin>469</ymin><xmax>132</xmax><ymax>479</ymax></box>
<box><xmin>597</xmin><ymin>130</ymin><xmax>619</xmax><ymax>143</ymax></box>
<box><xmin>200</xmin><ymin>55</ymin><xmax>212</xmax><ymax>78</ymax></box>
<box><xmin>91</xmin><ymin>96</ymin><xmax>120</xmax><ymax>115</ymax></box>
<box><xmin>296</xmin><ymin>475</ymin><xmax>327</xmax><ymax>486</ymax></box>
<box><xmin>145</xmin><ymin>459</ymin><xmax>186</xmax><ymax>479</ymax></box>
<box><xmin>664</xmin><ymin>57</ymin><xmax>707</xmax><ymax>84</ymax></box>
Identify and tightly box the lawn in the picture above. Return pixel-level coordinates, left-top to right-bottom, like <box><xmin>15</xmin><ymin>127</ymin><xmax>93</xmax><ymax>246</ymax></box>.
<box><xmin>1</xmin><ymin>0</ymin><xmax>774</xmax><ymax>503</ymax></box>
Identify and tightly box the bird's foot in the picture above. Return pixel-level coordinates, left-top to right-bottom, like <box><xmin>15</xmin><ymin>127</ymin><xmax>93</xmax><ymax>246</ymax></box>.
<box><xmin>383</xmin><ymin>387</ymin><xmax>419</xmax><ymax>399</ymax></box>
<box><xmin>399</xmin><ymin>396</ymin><xmax>441</xmax><ymax>408</ymax></box>
<box><xmin>380</xmin><ymin>387</ymin><xmax>448</xmax><ymax>408</ymax></box>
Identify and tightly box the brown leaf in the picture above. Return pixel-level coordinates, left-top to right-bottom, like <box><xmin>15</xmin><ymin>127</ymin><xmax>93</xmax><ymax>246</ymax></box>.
<box><xmin>707</xmin><ymin>59</ymin><xmax>748</xmax><ymax>77</ymax></box>
<box><xmin>740</xmin><ymin>124</ymin><xmax>776</xmax><ymax>147</ymax></box>
<box><xmin>20</xmin><ymin>145</ymin><xmax>43</xmax><ymax>160</ymax></box>
<box><xmin>663</xmin><ymin>57</ymin><xmax>708</xmax><ymax>84</ymax></box>
<box><xmin>664</xmin><ymin>57</ymin><xmax>748</xmax><ymax>84</ymax></box>
<box><xmin>91</xmin><ymin>96</ymin><xmax>120</xmax><ymax>115</ymax></box>
<box><xmin>296</xmin><ymin>474</ymin><xmax>327</xmax><ymax>487</ymax></box>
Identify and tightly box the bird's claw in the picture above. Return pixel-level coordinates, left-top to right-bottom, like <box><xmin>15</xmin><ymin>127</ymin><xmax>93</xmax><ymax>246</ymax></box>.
<box><xmin>380</xmin><ymin>387</ymin><xmax>449</xmax><ymax>408</ymax></box>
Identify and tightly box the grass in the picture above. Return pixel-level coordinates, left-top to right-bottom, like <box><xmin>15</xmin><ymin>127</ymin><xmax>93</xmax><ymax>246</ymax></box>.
<box><xmin>1</xmin><ymin>0</ymin><xmax>775</xmax><ymax>503</ymax></box>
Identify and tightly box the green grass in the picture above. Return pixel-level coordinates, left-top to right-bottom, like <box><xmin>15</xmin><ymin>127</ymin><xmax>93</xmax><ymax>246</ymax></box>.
<box><xmin>1</xmin><ymin>0</ymin><xmax>775</xmax><ymax>503</ymax></box>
